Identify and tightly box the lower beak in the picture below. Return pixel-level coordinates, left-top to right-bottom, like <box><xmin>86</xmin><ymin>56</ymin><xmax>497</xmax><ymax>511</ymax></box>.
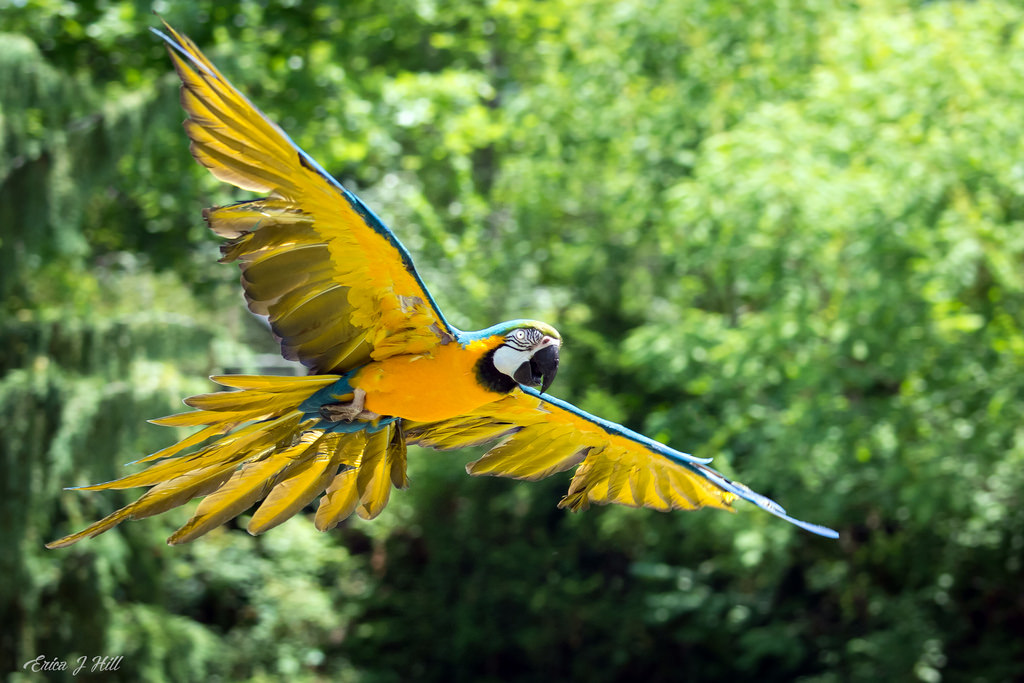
<box><xmin>520</xmin><ymin>344</ymin><xmax>561</xmax><ymax>393</ymax></box>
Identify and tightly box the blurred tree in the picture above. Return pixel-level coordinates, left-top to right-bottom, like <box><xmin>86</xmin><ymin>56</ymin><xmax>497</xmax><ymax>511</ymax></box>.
<box><xmin>2</xmin><ymin>0</ymin><xmax>1023</xmax><ymax>681</ymax></box>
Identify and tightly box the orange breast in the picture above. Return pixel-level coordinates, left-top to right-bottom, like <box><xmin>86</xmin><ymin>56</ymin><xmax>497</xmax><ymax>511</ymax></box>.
<box><xmin>350</xmin><ymin>338</ymin><xmax>505</xmax><ymax>422</ymax></box>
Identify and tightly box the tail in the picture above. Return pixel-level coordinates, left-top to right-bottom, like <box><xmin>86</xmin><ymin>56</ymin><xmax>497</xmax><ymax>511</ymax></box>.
<box><xmin>47</xmin><ymin>375</ymin><xmax>408</xmax><ymax>548</ymax></box>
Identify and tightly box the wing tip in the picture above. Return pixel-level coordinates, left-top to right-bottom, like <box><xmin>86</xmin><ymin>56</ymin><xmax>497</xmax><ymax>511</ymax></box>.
<box><xmin>150</xmin><ymin>20</ymin><xmax>216</xmax><ymax>79</ymax></box>
<box><xmin>786</xmin><ymin>517</ymin><xmax>841</xmax><ymax>539</ymax></box>
<box><xmin>742</xmin><ymin>490</ymin><xmax>840</xmax><ymax>538</ymax></box>
<box><xmin>149</xmin><ymin>25</ymin><xmax>170</xmax><ymax>42</ymax></box>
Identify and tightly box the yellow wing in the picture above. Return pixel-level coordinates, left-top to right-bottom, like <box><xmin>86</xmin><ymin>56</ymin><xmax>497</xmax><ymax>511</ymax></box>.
<box><xmin>155</xmin><ymin>22</ymin><xmax>456</xmax><ymax>373</ymax></box>
<box><xmin>45</xmin><ymin>374</ymin><xmax>413</xmax><ymax>548</ymax></box>
<box><xmin>406</xmin><ymin>387</ymin><xmax>839</xmax><ymax>537</ymax></box>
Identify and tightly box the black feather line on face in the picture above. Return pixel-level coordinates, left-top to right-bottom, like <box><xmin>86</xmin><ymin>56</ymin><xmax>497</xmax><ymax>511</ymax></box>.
<box><xmin>505</xmin><ymin>327</ymin><xmax>542</xmax><ymax>350</ymax></box>
<box><xmin>475</xmin><ymin>346</ymin><xmax>519</xmax><ymax>394</ymax></box>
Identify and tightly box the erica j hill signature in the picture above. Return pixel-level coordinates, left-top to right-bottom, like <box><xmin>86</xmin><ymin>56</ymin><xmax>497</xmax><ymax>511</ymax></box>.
<box><xmin>23</xmin><ymin>655</ymin><xmax>123</xmax><ymax>675</ymax></box>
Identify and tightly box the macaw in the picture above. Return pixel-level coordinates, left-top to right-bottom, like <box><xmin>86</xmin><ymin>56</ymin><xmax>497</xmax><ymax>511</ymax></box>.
<box><xmin>47</xmin><ymin>22</ymin><xmax>837</xmax><ymax>548</ymax></box>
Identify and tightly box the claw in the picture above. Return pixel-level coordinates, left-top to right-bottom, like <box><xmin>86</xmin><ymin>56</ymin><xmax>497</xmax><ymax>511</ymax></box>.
<box><xmin>318</xmin><ymin>388</ymin><xmax>380</xmax><ymax>422</ymax></box>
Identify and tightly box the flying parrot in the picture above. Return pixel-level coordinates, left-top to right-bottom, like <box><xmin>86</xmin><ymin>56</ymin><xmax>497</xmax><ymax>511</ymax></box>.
<box><xmin>47</xmin><ymin>22</ymin><xmax>838</xmax><ymax>548</ymax></box>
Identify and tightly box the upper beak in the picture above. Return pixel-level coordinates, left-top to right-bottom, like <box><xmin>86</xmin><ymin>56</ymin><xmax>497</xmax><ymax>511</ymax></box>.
<box><xmin>531</xmin><ymin>344</ymin><xmax>560</xmax><ymax>394</ymax></box>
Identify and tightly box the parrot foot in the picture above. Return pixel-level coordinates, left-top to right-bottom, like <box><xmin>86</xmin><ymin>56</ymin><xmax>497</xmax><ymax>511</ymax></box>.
<box><xmin>319</xmin><ymin>388</ymin><xmax>380</xmax><ymax>422</ymax></box>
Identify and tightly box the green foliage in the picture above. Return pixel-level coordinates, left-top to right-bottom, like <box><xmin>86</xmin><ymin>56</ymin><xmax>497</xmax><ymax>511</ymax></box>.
<box><xmin>3</xmin><ymin>0</ymin><xmax>1024</xmax><ymax>681</ymax></box>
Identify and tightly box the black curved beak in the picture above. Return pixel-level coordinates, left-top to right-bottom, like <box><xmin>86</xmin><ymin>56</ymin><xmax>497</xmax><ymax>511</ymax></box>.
<box><xmin>513</xmin><ymin>344</ymin><xmax>560</xmax><ymax>394</ymax></box>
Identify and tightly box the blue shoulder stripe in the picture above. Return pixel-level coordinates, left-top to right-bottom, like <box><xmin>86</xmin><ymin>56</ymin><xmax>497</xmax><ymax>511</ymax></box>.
<box><xmin>521</xmin><ymin>386</ymin><xmax>713</xmax><ymax>465</ymax></box>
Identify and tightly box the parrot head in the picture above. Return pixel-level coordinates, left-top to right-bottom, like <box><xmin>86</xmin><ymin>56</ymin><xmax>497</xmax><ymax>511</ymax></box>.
<box><xmin>475</xmin><ymin>320</ymin><xmax>561</xmax><ymax>395</ymax></box>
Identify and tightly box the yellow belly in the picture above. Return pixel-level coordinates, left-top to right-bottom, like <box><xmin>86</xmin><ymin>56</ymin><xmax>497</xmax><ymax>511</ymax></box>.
<box><xmin>350</xmin><ymin>339</ymin><xmax>504</xmax><ymax>422</ymax></box>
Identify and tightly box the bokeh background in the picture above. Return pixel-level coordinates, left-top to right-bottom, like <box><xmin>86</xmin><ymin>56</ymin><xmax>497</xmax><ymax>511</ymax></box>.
<box><xmin>3</xmin><ymin>0</ymin><xmax>1024</xmax><ymax>680</ymax></box>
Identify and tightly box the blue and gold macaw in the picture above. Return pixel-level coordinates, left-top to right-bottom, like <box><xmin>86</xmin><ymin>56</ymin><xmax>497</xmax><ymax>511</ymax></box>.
<box><xmin>47</xmin><ymin>23</ymin><xmax>837</xmax><ymax>548</ymax></box>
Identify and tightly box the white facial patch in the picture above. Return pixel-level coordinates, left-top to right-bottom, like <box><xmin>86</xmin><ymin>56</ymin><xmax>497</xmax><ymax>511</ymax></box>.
<box><xmin>492</xmin><ymin>344</ymin><xmax>531</xmax><ymax>379</ymax></box>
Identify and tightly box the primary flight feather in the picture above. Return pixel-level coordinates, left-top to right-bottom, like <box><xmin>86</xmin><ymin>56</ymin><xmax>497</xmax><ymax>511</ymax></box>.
<box><xmin>47</xmin><ymin>22</ymin><xmax>838</xmax><ymax>548</ymax></box>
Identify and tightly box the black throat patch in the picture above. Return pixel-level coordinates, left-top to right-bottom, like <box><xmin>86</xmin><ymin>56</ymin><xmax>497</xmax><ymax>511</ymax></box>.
<box><xmin>475</xmin><ymin>346</ymin><xmax>519</xmax><ymax>394</ymax></box>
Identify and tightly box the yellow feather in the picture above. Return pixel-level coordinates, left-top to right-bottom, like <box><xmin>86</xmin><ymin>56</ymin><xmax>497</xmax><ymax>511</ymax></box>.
<box><xmin>45</xmin><ymin>505</ymin><xmax>137</xmax><ymax>549</ymax></box>
<box><xmin>281</xmin><ymin>321</ymin><xmax>372</xmax><ymax>371</ymax></box>
<box><xmin>45</xmin><ymin>457</ymin><xmax>243</xmax><ymax>548</ymax></box>
<box><xmin>585</xmin><ymin>457</ymin><xmax>617</xmax><ymax>504</ymax></box>
<box><xmin>467</xmin><ymin>424</ymin><xmax>590</xmax><ymax>481</ymax></box>
<box><xmin>311</xmin><ymin>330</ymin><xmax>374</xmax><ymax>374</ymax></box>
<box><xmin>177</xmin><ymin>76</ymin><xmax>290</xmax><ymax>162</ymax></box>
<box><xmin>188</xmin><ymin>138</ymin><xmax>277</xmax><ymax>194</ymax></box>
<box><xmin>184</xmin><ymin>119</ymin><xmax>296</xmax><ymax>188</ymax></box>
<box><xmin>125</xmin><ymin>461</ymin><xmax>242</xmax><ymax>521</ymax></box>
<box><xmin>355</xmin><ymin>427</ymin><xmax>394</xmax><ymax>520</ymax></box>
<box><xmin>80</xmin><ymin>412</ymin><xmax>302</xmax><ymax>491</ymax></box>
<box><xmin>314</xmin><ymin>435</ymin><xmax>367</xmax><ymax>531</ymax></box>
<box><xmin>628</xmin><ymin>462</ymin><xmax>666</xmax><ymax>511</ymax></box>
<box><xmin>205</xmin><ymin>199</ymin><xmax>314</xmax><ymax>241</ymax></box>
<box><xmin>225</xmin><ymin>226</ymin><xmax>324</xmax><ymax>266</ymax></box>
<box><xmin>271</xmin><ymin>290</ymin><xmax>355</xmax><ymax>348</ymax></box>
<box><xmin>557</xmin><ymin>448</ymin><xmax>603</xmax><ymax>508</ymax></box>
<box><xmin>263</xmin><ymin>280</ymin><xmax>347</xmax><ymax>321</ymax></box>
<box><xmin>408</xmin><ymin>418</ymin><xmax>519</xmax><ymax>451</ymax></box>
<box><xmin>164</xmin><ymin>43</ymin><xmax>296</xmax><ymax>194</ymax></box>
<box><xmin>131</xmin><ymin>421</ymin><xmax>236</xmax><ymax>464</ymax></box>
<box><xmin>75</xmin><ymin>443</ymin><xmax>229</xmax><ymax>491</ymax></box>
<box><xmin>663</xmin><ymin>469</ymin><xmax>703</xmax><ymax>509</ymax></box>
<box><xmin>557</xmin><ymin>490</ymin><xmax>588</xmax><ymax>511</ymax></box>
<box><xmin>209</xmin><ymin>374</ymin><xmax>339</xmax><ymax>392</ymax></box>
<box><xmin>183</xmin><ymin>390</ymin><xmax>286</xmax><ymax>412</ymax></box>
<box><xmin>388</xmin><ymin>424</ymin><xmax>409</xmax><ymax>490</ymax></box>
<box><xmin>650</xmin><ymin>468</ymin><xmax>684</xmax><ymax>511</ymax></box>
<box><xmin>148</xmin><ymin>410</ymin><xmax>250</xmax><ymax>427</ymax></box>
<box><xmin>167</xmin><ymin>434</ymin><xmax>320</xmax><ymax>545</ymax></box>
<box><xmin>671</xmin><ymin>467</ymin><xmax>734</xmax><ymax>510</ymax></box>
<box><xmin>239</xmin><ymin>245</ymin><xmax>335</xmax><ymax>306</ymax></box>
<box><xmin>247</xmin><ymin>432</ymin><xmax>345</xmax><ymax>534</ymax></box>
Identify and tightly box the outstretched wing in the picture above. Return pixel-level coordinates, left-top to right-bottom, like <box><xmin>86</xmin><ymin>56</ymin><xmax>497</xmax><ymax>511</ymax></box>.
<box><xmin>155</xmin><ymin>22</ymin><xmax>456</xmax><ymax>373</ymax></box>
<box><xmin>405</xmin><ymin>387</ymin><xmax>838</xmax><ymax>537</ymax></box>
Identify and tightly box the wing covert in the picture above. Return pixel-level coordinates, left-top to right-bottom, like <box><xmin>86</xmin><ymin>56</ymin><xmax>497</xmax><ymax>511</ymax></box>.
<box><xmin>405</xmin><ymin>387</ymin><xmax>839</xmax><ymax>538</ymax></box>
<box><xmin>154</xmin><ymin>23</ymin><xmax>457</xmax><ymax>373</ymax></box>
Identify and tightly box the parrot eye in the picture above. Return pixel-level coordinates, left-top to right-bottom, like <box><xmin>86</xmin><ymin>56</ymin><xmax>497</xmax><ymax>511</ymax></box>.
<box><xmin>515</xmin><ymin>330</ymin><xmax>527</xmax><ymax>341</ymax></box>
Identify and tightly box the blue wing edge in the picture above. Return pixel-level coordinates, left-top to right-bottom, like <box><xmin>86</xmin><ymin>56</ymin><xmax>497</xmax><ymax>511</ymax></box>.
<box><xmin>522</xmin><ymin>387</ymin><xmax>839</xmax><ymax>539</ymax></box>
